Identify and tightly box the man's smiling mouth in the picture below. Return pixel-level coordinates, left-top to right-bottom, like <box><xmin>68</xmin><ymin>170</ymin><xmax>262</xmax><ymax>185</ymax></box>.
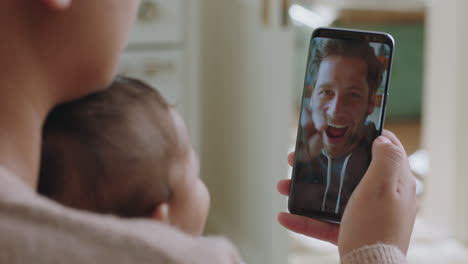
<box><xmin>326</xmin><ymin>122</ymin><xmax>348</xmax><ymax>138</ymax></box>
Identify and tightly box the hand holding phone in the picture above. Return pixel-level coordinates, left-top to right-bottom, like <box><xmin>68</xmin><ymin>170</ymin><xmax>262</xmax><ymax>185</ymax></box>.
<box><xmin>288</xmin><ymin>27</ymin><xmax>395</xmax><ymax>222</ymax></box>
<box><xmin>338</xmin><ymin>130</ymin><xmax>417</xmax><ymax>257</ymax></box>
<box><xmin>278</xmin><ymin>130</ymin><xmax>417</xmax><ymax>255</ymax></box>
<box><xmin>299</xmin><ymin>115</ymin><xmax>324</xmax><ymax>161</ymax></box>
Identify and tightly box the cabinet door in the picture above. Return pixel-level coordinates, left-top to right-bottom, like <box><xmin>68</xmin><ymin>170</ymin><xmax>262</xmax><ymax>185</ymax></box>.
<box><xmin>129</xmin><ymin>0</ymin><xmax>183</xmax><ymax>45</ymax></box>
<box><xmin>118</xmin><ymin>51</ymin><xmax>184</xmax><ymax>114</ymax></box>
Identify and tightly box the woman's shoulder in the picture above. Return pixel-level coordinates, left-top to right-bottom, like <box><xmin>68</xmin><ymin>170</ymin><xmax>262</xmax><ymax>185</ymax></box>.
<box><xmin>0</xmin><ymin>169</ymin><xmax>242</xmax><ymax>264</ymax></box>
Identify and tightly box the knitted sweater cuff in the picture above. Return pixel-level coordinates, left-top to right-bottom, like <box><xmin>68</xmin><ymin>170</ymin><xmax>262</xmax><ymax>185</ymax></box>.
<box><xmin>341</xmin><ymin>244</ymin><xmax>407</xmax><ymax>264</ymax></box>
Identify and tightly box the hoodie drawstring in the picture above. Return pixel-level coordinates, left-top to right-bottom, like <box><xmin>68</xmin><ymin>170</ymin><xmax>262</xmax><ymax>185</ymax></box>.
<box><xmin>321</xmin><ymin>152</ymin><xmax>352</xmax><ymax>214</ymax></box>
<box><xmin>321</xmin><ymin>154</ymin><xmax>332</xmax><ymax>212</ymax></box>
<box><xmin>335</xmin><ymin>153</ymin><xmax>352</xmax><ymax>214</ymax></box>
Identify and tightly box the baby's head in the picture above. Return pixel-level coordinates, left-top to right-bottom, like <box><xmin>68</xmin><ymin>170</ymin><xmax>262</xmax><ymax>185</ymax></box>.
<box><xmin>39</xmin><ymin>76</ymin><xmax>209</xmax><ymax>235</ymax></box>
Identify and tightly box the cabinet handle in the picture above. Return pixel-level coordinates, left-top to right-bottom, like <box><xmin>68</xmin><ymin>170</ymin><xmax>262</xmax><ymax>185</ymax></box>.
<box><xmin>262</xmin><ymin>0</ymin><xmax>270</xmax><ymax>25</ymax></box>
<box><xmin>281</xmin><ymin>0</ymin><xmax>290</xmax><ymax>26</ymax></box>
<box><xmin>138</xmin><ymin>1</ymin><xmax>159</xmax><ymax>23</ymax></box>
<box><xmin>145</xmin><ymin>62</ymin><xmax>176</xmax><ymax>77</ymax></box>
<box><xmin>263</xmin><ymin>0</ymin><xmax>290</xmax><ymax>26</ymax></box>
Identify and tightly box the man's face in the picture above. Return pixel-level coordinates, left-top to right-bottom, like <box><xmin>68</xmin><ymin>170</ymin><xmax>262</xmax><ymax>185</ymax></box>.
<box><xmin>310</xmin><ymin>55</ymin><xmax>375</xmax><ymax>158</ymax></box>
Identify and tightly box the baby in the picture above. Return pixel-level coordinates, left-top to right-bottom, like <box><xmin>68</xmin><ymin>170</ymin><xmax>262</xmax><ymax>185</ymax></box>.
<box><xmin>38</xmin><ymin>76</ymin><xmax>209</xmax><ymax>235</ymax></box>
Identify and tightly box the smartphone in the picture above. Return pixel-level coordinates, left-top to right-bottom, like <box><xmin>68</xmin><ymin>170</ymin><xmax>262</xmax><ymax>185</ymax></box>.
<box><xmin>288</xmin><ymin>27</ymin><xmax>395</xmax><ymax>223</ymax></box>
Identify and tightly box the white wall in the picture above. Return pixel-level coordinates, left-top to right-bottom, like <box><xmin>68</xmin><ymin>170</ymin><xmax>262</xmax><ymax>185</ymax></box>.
<box><xmin>200</xmin><ymin>0</ymin><xmax>293</xmax><ymax>263</ymax></box>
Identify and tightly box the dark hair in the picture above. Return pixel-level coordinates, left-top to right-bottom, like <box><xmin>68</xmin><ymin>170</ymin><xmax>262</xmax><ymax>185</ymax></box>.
<box><xmin>309</xmin><ymin>38</ymin><xmax>384</xmax><ymax>98</ymax></box>
<box><xmin>38</xmin><ymin>76</ymin><xmax>181</xmax><ymax>217</ymax></box>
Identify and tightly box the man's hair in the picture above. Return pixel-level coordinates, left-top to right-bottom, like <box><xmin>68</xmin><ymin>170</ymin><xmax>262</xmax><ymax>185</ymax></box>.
<box><xmin>39</xmin><ymin>76</ymin><xmax>181</xmax><ymax>217</ymax></box>
<box><xmin>308</xmin><ymin>38</ymin><xmax>384</xmax><ymax>98</ymax></box>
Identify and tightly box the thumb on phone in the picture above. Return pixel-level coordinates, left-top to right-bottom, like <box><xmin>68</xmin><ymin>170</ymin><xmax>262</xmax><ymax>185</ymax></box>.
<box><xmin>339</xmin><ymin>131</ymin><xmax>417</xmax><ymax>257</ymax></box>
<box><xmin>359</xmin><ymin>133</ymin><xmax>414</xmax><ymax>196</ymax></box>
<box><xmin>362</xmin><ymin>136</ymin><xmax>405</xmax><ymax>188</ymax></box>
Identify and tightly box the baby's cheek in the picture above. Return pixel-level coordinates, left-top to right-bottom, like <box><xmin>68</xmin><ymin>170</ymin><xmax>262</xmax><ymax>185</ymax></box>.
<box><xmin>194</xmin><ymin>181</ymin><xmax>211</xmax><ymax>235</ymax></box>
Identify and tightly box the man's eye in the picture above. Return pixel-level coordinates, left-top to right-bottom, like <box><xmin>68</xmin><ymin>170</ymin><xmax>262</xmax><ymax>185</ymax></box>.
<box><xmin>350</xmin><ymin>92</ymin><xmax>362</xmax><ymax>98</ymax></box>
<box><xmin>319</xmin><ymin>90</ymin><xmax>332</xmax><ymax>96</ymax></box>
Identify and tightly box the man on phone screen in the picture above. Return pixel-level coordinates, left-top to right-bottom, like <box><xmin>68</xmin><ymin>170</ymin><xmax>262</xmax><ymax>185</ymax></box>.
<box><xmin>295</xmin><ymin>38</ymin><xmax>385</xmax><ymax>216</ymax></box>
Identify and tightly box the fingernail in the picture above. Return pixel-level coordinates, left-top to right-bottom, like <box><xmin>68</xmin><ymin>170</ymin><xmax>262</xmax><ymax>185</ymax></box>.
<box><xmin>377</xmin><ymin>136</ymin><xmax>391</xmax><ymax>144</ymax></box>
<box><xmin>56</xmin><ymin>0</ymin><xmax>71</xmax><ymax>8</ymax></box>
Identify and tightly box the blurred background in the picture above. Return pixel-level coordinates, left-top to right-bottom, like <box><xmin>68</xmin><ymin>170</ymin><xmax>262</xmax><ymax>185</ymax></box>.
<box><xmin>119</xmin><ymin>0</ymin><xmax>468</xmax><ymax>263</ymax></box>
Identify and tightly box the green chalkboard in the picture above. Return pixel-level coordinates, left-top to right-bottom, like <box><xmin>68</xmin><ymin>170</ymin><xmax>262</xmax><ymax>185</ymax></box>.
<box><xmin>332</xmin><ymin>23</ymin><xmax>425</xmax><ymax>120</ymax></box>
<box><xmin>293</xmin><ymin>24</ymin><xmax>424</xmax><ymax>120</ymax></box>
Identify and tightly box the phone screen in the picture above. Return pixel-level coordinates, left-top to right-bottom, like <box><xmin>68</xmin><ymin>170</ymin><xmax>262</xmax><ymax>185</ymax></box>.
<box><xmin>288</xmin><ymin>28</ymin><xmax>394</xmax><ymax>222</ymax></box>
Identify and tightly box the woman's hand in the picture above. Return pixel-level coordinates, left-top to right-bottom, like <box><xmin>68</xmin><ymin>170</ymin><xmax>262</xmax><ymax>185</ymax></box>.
<box><xmin>338</xmin><ymin>130</ymin><xmax>418</xmax><ymax>256</ymax></box>
<box><xmin>277</xmin><ymin>130</ymin><xmax>417</xmax><ymax>253</ymax></box>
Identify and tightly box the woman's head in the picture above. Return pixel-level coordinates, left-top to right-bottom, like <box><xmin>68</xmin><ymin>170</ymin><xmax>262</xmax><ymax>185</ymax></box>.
<box><xmin>1</xmin><ymin>0</ymin><xmax>140</xmax><ymax>102</ymax></box>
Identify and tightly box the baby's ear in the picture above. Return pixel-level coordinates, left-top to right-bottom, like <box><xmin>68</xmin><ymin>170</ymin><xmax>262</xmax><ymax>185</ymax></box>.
<box><xmin>42</xmin><ymin>0</ymin><xmax>71</xmax><ymax>10</ymax></box>
<box><xmin>149</xmin><ymin>203</ymin><xmax>170</xmax><ymax>224</ymax></box>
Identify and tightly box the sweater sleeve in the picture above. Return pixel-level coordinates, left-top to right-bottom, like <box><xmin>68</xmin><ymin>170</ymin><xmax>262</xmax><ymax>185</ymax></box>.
<box><xmin>341</xmin><ymin>244</ymin><xmax>407</xmax><ymax>264</ymax></box>
<box><xmin>0</xmin><ymin>168</ymin><xmax>245</xmax><ymax>264</ymax></box>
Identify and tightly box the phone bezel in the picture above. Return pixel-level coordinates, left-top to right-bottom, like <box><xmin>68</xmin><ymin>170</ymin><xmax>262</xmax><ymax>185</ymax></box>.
<box><xmin>288</xmin><ymin>27</ymin><xmax>395</xmax><ymax>223</ymax></box>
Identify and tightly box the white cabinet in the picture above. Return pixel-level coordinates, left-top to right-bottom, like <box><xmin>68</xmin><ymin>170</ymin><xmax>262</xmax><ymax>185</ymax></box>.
<box><xmin>118</xmin><ymin>51</ymin><xmax>184</xmax><ymax>113</ymax></box>
<box><xmin>118</xmin><ymin>0</ymin><xmax>200</xmax><ymax>149</ymax></box>
<box><xmin>128</xmin><ymin>0</ymin><xmax>184</xmax><ymax>45</ymax></box>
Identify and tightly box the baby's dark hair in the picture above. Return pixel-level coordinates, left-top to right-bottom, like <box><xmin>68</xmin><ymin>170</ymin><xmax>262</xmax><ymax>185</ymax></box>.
<box><xmin>39</xmin><ymin>76</ymin><xmax>181</xmax><ymax>217</ymax></box>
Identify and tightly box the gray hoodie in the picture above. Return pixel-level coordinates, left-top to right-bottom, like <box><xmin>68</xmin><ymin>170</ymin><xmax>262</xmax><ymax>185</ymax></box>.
<box><xmin>293</xmin><ymin>122</ymin><xmax>377</xmax><ymax>216</ymax></box>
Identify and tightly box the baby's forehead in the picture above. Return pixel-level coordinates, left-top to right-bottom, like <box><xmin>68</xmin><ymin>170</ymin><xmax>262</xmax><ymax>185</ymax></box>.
<box><xmin>168</xmin><ymin>109</ymin><xmax>191</xmax><ymax>150</ymax></box>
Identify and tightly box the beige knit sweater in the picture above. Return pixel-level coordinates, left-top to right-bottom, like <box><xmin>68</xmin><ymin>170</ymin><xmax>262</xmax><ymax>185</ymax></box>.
<box><xmin>341</xmin><ymin>244</ymin><xmax>406</xmax><ymax>264</ymax></box>
<box><xmin>0</xmin><ymin>167</ymin><xmax>406</xmax><ymax>264</ymax></box>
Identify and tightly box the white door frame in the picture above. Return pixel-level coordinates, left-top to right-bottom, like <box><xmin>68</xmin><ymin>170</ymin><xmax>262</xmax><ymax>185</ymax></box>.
<box><xmin>422</xmin><ymin>0</ymin><xmax>468</xmax><ymax>242</ymax></box>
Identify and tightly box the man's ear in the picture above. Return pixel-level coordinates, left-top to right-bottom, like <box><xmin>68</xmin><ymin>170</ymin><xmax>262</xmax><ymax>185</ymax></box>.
<box><xmin>367</xmin><ymin>93</ymin><xmax>377</xmax><ymax>115</ymax></box>
<box><xmin>149</xmin><ymin>203</ymin><xmax>171</xmax><ymax>224</ymax></box>
<box><xmin>42</xmin><ymin>0</ymin><xmax>71</xmax><ymax>10</ymax></box>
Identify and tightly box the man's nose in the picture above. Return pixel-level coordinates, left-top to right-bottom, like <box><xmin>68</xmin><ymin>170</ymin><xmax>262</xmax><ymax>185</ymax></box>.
<box><xmin>327</xmin><ymin>96</ymin><xmax>345</xmax><ymax>117</ymax></box>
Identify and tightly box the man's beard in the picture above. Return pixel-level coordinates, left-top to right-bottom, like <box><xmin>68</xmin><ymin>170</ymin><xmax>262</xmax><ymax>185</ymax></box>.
<box><xmin>325</xmin><ymin>114</ymin><xmax>368</xmax><ymax>158</ymax></box>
